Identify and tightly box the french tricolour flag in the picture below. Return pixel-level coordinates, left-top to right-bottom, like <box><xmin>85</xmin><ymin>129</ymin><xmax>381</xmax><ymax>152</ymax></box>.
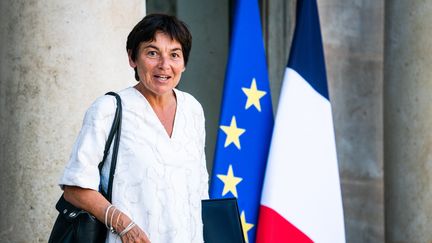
<box><xmin>256</xmin><ymin>0</ymin><xmax>346</xmax><ymax>242</ymax></box>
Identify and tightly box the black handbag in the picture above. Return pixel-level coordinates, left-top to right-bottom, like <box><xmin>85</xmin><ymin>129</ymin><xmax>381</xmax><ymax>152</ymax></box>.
<box><xmin>201</xmin><ymin>198</ymin><xmax>245</xmax><ymax>243</ymax></box>
<box><xmin>48</xmin><ymin>92</ymin><xmax>122</xmax><ymax>243</ymax></box>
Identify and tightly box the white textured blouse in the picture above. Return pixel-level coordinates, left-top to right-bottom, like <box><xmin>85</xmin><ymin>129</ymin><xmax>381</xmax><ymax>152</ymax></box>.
<box><xmin>60</xmin><ymin>87</ymin><xmax>209</xmax><ymax>243</ymax></box>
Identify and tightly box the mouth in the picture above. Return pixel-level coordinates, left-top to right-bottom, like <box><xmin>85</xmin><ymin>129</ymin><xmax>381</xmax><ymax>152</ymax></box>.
<box><xmin>154</xmin><ymin>74</ymin><xmax>171</xmax><ymax>82</ymax></box>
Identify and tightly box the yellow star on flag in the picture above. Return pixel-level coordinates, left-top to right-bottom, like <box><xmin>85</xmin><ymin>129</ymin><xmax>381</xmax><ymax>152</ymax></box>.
<box><xmin>216</xmin><ymin>164</ymin><xmax>243</xmax><ymax>197</ymax></box>
<box><xmin>219</xmin><ymin>116</ymin><xmax>246</xmax><ymax>149</ymax></box>
<box><xmin>240</xmin><ymin>211</ymin><xmax>254</xmax><ymax>243</ymax></box>
<box><xmin>242</xmin><ymin>78</ymin><xmax>267</xmax><ymax>111</ymax></box>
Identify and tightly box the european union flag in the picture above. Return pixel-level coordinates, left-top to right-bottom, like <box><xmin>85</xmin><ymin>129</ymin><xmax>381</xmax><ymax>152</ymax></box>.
<box><xmin>209</xmin><ymin>0</ymin><xmax>274</xmax><ymax>242</ymax></box>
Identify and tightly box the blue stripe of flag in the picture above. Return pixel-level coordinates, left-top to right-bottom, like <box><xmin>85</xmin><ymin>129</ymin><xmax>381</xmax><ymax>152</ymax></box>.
<box><xmin>287</xmin><ymin>0</ymin><xmax>329</xmax><ymax>100</ymax></box>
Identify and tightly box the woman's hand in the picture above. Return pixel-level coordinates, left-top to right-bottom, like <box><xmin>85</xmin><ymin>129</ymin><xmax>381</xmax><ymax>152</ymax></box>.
<box><xmin>120</xmin><ymin>225</ymin><xmax>151</xmax><ymax>243</ymax></box>
<box><xmin>112</xmin><ymin>210</ymin><xmax>150</xmax><ymax>243</ymax></box>
<box><xmin>63</xmin><ymin>186</ymin><xmax>151</xmax><ymax>242</ymax></box>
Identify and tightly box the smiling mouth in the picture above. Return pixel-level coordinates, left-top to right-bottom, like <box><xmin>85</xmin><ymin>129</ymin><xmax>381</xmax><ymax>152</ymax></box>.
<box><xmin>154</xmin><ymin>75</ymin><xmax>171</xmax><ymax>81</ymax></box>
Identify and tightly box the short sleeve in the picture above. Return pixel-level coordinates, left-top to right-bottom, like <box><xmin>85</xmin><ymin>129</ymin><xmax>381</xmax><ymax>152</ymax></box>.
<box><xmin>59</xmin><ymin>95</ymin><xmax>117</xmax><ymax>191</ymax></box>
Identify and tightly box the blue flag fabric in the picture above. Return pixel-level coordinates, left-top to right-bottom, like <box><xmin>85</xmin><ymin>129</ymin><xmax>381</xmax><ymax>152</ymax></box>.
<box><xmin>209</xmin><ymin>0</ymin><xmax>274</xmax><ymax>242</ymax></box>
<box><xmin>287</xmin><ymin>0</ymin><xmax>329</xmax><ymax>99</ymax></box>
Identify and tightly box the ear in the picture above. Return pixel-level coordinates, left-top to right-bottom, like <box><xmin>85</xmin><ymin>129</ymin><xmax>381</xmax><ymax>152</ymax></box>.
<box><xmin>127</xmin><ymin>50</ymin><xmax>137</xmax><ymax>68</ymax></box>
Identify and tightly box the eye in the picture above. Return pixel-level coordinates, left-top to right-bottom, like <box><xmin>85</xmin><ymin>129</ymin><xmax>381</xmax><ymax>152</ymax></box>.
<box><xmin>171</xmin><ymin>52</ymin><xmax>180</xmax><ymax>58</ymax></box>
<box><xmin>147</xmin><ymin>51</ymin><xmax>158</xmax><ymax>57</ymax></box>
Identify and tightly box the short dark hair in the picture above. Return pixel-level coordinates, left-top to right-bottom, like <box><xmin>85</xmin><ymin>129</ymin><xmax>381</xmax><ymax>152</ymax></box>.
<box><xmin>126</xmin><ymin>13</ymin><xmax>192</xmax><ymax>81</ymax></box>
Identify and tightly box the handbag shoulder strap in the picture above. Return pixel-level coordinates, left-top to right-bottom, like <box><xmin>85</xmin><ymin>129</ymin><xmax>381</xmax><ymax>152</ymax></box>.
<box><xmin>98</xmin><ymin>91</ymin><xmax>122</xmax><ymax>202</ymax></box>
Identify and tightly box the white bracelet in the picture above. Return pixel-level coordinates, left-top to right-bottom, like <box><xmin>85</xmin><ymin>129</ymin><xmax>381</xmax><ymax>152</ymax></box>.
<box><xmin>119</xmin><ymin>221</ymin><xmax>136</xmax><ymax>237</ymax></box>
<box><xmin>109</xmin><ymin>208</ymin><xmax>118</xmax><ymax>233</ymax></box>
<box><xmin>104</xmin><ymin>205</ymin><xmax>114</xmax><ymax>229</ymax></box>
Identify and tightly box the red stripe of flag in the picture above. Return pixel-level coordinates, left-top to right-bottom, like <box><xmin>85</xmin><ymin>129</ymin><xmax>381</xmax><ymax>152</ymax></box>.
<box><xmin>256</xmin><ymin>205</ymin><xmax>313</xmax><ymax>243</ymax></box>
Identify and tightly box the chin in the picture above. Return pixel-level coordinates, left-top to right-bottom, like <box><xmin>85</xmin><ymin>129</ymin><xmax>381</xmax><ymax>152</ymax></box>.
<box><xmin>154</xmin><ymin>86</ymin><xmax>175</xmax><ymax>96</ymax></box>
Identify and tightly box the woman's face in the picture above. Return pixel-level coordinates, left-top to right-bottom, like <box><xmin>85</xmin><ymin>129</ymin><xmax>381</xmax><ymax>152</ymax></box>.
<box><xmin>129</xmin><ymin>31</ymin><xmax>185</xmax><ymax>98</ymax></box>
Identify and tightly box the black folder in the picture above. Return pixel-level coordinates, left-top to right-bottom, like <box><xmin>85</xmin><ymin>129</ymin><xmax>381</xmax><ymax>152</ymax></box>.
<box><xmin>202</xmin><ymin>198</ymin><xmax>246</xmax><ymax>243</ymax></box>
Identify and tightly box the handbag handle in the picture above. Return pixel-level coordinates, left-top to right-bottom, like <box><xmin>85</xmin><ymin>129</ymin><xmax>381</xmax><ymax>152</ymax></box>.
<box><xmin>98</xmin><ymin>92</ymin><xmax>122</xmax><ymax>202</ymax></box>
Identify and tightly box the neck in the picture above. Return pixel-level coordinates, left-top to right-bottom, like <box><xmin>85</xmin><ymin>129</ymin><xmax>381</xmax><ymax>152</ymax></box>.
<box><xmin>134</xmin><ymin>82</ymin><xmax>177</xmax><ymax>137</ymax></box>
<box><xmin>134</xmin><ymin>82</ymin><xmax>176</xmax><ymax>110</ymax></box>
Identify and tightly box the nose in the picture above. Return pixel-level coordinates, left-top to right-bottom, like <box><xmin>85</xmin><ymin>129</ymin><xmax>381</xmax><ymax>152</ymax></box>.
<box><xmin>158</xmin><ymin>55</ymin><xmax>170</xmax><ymax>70</ymax></box>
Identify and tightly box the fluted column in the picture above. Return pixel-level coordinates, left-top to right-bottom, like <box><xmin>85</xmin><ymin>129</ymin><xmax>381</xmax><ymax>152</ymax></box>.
<box><xmin>384</xmin><ymin>0</ymin><xmax>432</xmax><ymax>241</ymax></box>
<box><xmin>0</xmin><ymin>1</ymin><xmax>145</xmax><ymax>241</ymax></box>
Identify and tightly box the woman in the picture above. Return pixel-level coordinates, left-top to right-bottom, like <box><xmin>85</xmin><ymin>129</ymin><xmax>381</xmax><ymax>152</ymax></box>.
<box><xmin>60</xmin><ymin>14</ymin><xmax>208</xmax><ymax>243</ymax></box>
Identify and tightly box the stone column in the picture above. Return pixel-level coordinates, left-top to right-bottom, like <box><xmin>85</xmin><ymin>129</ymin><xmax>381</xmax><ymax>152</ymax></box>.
<box><xmin>264</xmin><ymin>0</ymin><xmax>296</xmax><ymax>113</ymax></box>
<box><xmin>319</xmin><ymin>1</ymin><xmax>385</xmax><ymax>242</ymax></box>
<box><xmin>0</xmin><ymin>1</ymin><xmax>145</xmax><ymax>241</ymax></box>
<box><xmin>384</xmin><ymin>1</ymin><xmax>432</xmax><ymax>241</ymax></box>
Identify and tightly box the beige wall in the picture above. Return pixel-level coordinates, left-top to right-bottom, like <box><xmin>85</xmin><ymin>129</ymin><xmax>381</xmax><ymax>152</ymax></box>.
<box><xmin>0</xmin><ymin>1</ymin><xmax>145</xmax><ymax>241</ymax></box>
